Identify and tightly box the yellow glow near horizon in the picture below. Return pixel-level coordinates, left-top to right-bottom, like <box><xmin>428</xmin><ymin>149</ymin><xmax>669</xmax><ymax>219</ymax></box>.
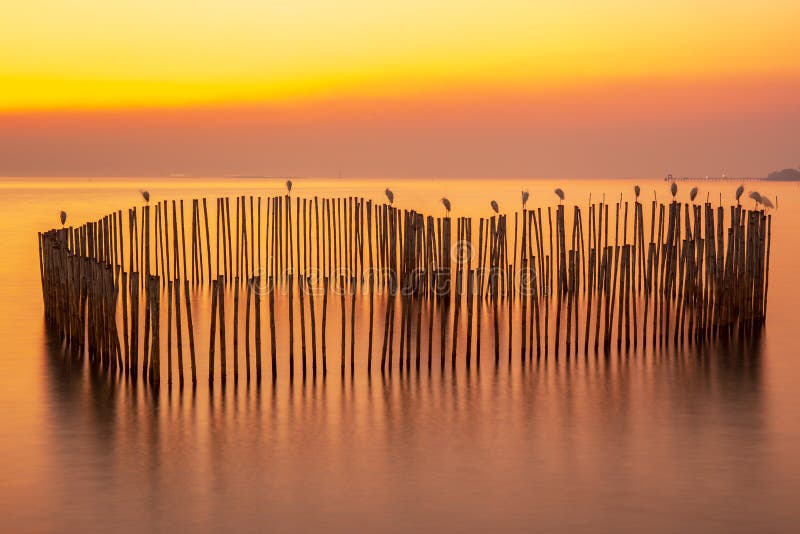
<box><xmin>2</xmin><ymin>0</ymin><xmax>799</xmax><ymax>111</ymax></box>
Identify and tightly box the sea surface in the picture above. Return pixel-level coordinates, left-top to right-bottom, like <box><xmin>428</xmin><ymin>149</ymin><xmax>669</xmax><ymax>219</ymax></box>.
<box><xmin>1</xmin><ymin>177</ymin><xmax>798</xmax><ymax>533</ymax></box>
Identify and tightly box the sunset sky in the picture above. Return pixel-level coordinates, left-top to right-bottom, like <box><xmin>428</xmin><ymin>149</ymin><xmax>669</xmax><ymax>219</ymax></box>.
<box><xmin>1</xmin><ymin>0</ymin><xmax>799</xmax><ymax>178</ymax></box>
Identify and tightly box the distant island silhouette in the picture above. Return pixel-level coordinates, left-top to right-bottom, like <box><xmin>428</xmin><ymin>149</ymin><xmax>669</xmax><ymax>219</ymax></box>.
<box><xmin>766</xmin><ymin>167</ymin><xmax>800</xmax><ymax>181</ymax></box>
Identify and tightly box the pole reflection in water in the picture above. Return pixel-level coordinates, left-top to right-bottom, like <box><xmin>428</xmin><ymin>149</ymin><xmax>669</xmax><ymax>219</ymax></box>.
<box><xmin>39</xmin><ymin>324</ymin><xmax>770</xmax><ymax>532</ymax></box>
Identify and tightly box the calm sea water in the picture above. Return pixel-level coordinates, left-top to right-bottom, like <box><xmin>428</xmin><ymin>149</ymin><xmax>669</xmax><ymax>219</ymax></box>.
<box><xmin>1</xmin><ymin>177</ymin><xmax>799</xmax><ymax>533</ymax></box>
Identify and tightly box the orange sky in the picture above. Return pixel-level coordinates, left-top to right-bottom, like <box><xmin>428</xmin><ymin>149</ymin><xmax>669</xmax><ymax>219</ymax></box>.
<box><xmin>1</xmin><ymin>0</ymin><xmax>799</xmax><ymax>177</ymax></box>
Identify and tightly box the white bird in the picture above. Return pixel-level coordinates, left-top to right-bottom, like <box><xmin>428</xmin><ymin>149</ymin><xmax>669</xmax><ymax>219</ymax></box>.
<box><xmin>490</xmin><ymin>200</ymin><xmax>499</xmax><ymax>214</ymax></box>
<box><xmin>286</xmin><ymin>179</ymin><xmax>293</xmax><ymax>193</ymax></box>
<box><xmin>385</xmin><ymin>188</ymin><xmax>394</xmax><ymax>205</ymax></box>
<box><xmin>60</xmin><ymin>211</ymin><xmax>67</xmax><ymax>226</ymax></box>
<box><xmin>141</xmin><ymin>190</ymin><xmax>150</xmax><ymax>202</ymax></box>
<box><xmin>521</xmin><ymin>189</ymin><xmax>530</xmax><ymax>210</ymax></box>
<box><xmin>749</xmin><ymin>191</ymin><xmax>762</xmax><ymax>208</ymax></box>
<box><xmin>441</xmin><ymin>197</ymin><xmax>451</xmax><ymax>215</ymax></box>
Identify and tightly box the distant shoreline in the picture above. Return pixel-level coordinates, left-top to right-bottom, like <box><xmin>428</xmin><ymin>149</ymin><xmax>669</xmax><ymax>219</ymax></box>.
<box><xmin>765</xmin><ymin>168</ymin><xmax>800</xmax><ymax>181</ymax></box>
<box><xmin>664</xmin><ymin>168</ymin><xmax>800</xmax><ymax>182</ymax></box>
<box><xmin>228</xmin><ymin>175</ymin><xmax>304</xmax><ymax>179</ymax></box>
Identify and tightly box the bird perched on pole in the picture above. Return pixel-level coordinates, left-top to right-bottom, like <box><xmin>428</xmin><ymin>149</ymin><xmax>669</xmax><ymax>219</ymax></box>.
<box><xmin>141</xmin><ymin>190</ymin><xmax>150</xmax><ymax>202</ymax></box>
<box><xmin>735</xmin><ymin>184</ymin><xmax>745</xmax><ymax>205</ymax></box>
<box><xmin>385</xmin><ymin>188</ymin><xmax>394</xmax><ymax>205</ymax></box>
<box><xmin>521</xmin><ymin>189</ymin><xmax>530</xmax><ymax>210</ymax></box>
<box><xmin>441</xmin><ymin>197</ymin><xmax>451</xmax><ymax>215</ymax></box>
<box><xmin>634</xmin><ymin>185</ymin><xmax>640</xmax><ymax>201</ymax></box>
<box><xmin>749</xmin><ymin>191</ymin><xmax>762</xmax><ymax>209</ymax></box>
<box><xmin>690</xmin><ymin>186</ymin><xmax>698</xmax><ymax>202</ymax></box>
<box><xmin>670</xmin><ymin>182</ymin><xmax>678</xmax><ymax>199</ymax></box>
<box><xmin>286</xmin><ymin>179</ymin><xmax>293</xmax><ymax>193</ymax></box>
<box><xmin>490</xmin><ymin>200</ymin><xmax>499</xmax><ymax>214</ymax></box>
<box><xmin>60</xmin><ymin>211</ymin><xmax>67</xmax><ymax>227</ymax></box>
<box><xmin>554</xmin><ymin>188</ymin><xmax>565</xmax><ymax>203</ymax></box>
